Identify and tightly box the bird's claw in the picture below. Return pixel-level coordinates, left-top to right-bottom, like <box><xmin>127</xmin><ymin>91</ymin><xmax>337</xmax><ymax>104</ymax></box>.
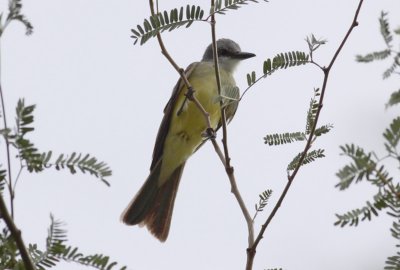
<box><xmin>202</xmin><ymin>128</ymin><xmax>216</xmax><ymax>139</ymax></box>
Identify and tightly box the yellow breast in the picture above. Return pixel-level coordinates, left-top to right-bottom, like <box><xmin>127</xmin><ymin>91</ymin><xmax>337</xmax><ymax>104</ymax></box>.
<box><xmin>159</xmin><ymin>62</ymin><xmax>236</xmax><ymax>184</ymax></box>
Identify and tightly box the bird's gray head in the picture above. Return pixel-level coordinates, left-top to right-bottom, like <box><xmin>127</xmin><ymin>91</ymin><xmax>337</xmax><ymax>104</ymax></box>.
<box><xmin>202</xmin><ymin>38</ymin><xmax>255</xmax><ymax>71</ymax></box>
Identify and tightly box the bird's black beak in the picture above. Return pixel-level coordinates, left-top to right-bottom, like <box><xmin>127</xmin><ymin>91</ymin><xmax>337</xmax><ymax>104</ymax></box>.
<box><xmin>234</xmin><ymin>51</ymin><xmax>256</xmax><ymax>60</ymax></box>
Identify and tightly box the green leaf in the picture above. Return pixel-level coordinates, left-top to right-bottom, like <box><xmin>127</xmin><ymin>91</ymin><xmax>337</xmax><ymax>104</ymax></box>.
<box><xmin>382</xmin><ymin>58</ymin><xmax>400</xmax><ymax>79</ymax></box>
<box><xmin>251</xmin><ymin>71</ymin><xmax>256</xmax><ymax>83</ymax></box>
<box><xmin>383</xmin><ymin>117</ymin><xmax>400</xmax><ymax>153</ymax></box>
<box><xmin>287</xmin><ymin>149</ymin><xmax>325</xmax><ymax>171</ymax></box>
<box><xmin>211</xmin><ymin>0</ymin><xmax>268</xmax><ymax>15</ymax></box>
<box><xmin>386</xmin><ymin>89</ymin><xmax>400</xmax><ymax>108</ymax></box>
<box><xmin>179</xmin><ymin>6</ymin><xmax>183</xmax><ymax>21</ymax></box>
<box><xmin>10</xmin><ymin>99</ymin><xmax>112</xmax><ymax>184</ymax></box>
<box><xmin>136</xmin><ymin>24</ymin><xmax>144</xmax><ymax>35</ymax></box>
<box><xmin>263</xmin><ymin>59</ymin><xmax>271</xmax><ymax>74</ymax></box>
<box><xmin>264</xmin><ymin>131</ymin><xmax>306</xmax><ymax>146</ymax></box>
<box><xmin>335</xmin><ymin>144</ymin><xmax>374</xmax><ymax>190</ymax></box>
<box><xmin>29</xmin><ymin>215</ymin><xmax>127</xmax><ymax>269</ymax></box>
<box><xmin>246</xmin><ymin>73</ymin><xmax>251</xmax><ymax>86</ymax></box>
<box><xmin>185</xmin><ymin>5</ymin><xmax>191</xmax><ymax>19</ymax></box>
<box><xmin>314</xmin><ymin>124</ymin><xmax>333</xmax><ymax>136</ymax></box>
<box><xmin>334</xmin><ymin>192</ymin><xmax>389</xmax><ymax>227</ymax></box>
<box><xmin>355</xmin><ymin>49</ymin><xmax>391</xmax><ymax>62</ymax></box>
<box><xmin>0</xmin><ymin>166</ymin><xmax>7</xmax><ymax>194</ymax></box>
<box><xmin>52</xmin><ymin>153</ymin><xmax>112</xmax><ymax>186</ymax></box>
<box><xmin>379</xmin><ymin>11</ymin><xmax>393</xmax><ymax>48</ymax></box>
<box><xmin>252</xmin><ymin>189</ymin><xmax>273</xmax><ymax>221</ymax></box>
<box><xmin>130</xmin><ymin>28</ymin><xmax>140</xmax><ymax>37</ymax></box>
<box><xmin>195</xmin><ymin>6</ymin><xmax>201</xmax><ymax>19</ymax></box>
<box><xmin>4</xmin><ymin>0</ymin><xmax>33</xmax><ymax>35</ymax></box>
<box><xmin>131</xmin><ymin>5</ymin><xmax>206</xmax><ymax>45</ymax></box>
<box><xmin>305</xmin><ymin>88</ymin><xmax>320</xmax><ymax>134</ymax></box>
<box><xmin>306</xmin><ymin>34</ymin><xmax>327</xmax><ymax>53</ymax></box>
<box><xmin>245</xmin><ymin>51</ymin><xmax>309</xmax><ymax>90</ymax></box>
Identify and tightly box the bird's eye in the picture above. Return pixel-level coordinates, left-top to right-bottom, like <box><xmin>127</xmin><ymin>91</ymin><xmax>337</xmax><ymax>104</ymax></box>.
<box><xmin>219</xmin><ymin>49</ymin><xmax>228</xmax><ymax>56</ymax></box>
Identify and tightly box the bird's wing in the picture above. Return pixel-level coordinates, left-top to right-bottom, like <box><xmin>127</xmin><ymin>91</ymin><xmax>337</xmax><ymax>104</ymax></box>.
<box><xmin>192</xmin><ymin>84</ymin><xmax>240</xmax><ymax>153</ymax></box>
<box><xmin>150</xmin><ymin>62</ymin><xmax>199</xmax><ymax>170</ymax></box>
<box><xmin>217</xmin><ymin>85</ymin><xmax>240</xmax><ymax>128</ymax></box>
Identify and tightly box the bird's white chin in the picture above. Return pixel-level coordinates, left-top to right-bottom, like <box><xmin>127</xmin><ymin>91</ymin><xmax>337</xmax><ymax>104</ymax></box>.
<box><xmin>218</xmin><ymin>57</ymin><xmax>240</xmax><ymax>72</ymax></box>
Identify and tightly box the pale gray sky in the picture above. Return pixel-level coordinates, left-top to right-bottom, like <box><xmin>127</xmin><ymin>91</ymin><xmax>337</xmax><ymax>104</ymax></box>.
<box><xmin>2</xmin><ymin>0</ymin><xmax>400</xmax><ymax>269</ymax></box>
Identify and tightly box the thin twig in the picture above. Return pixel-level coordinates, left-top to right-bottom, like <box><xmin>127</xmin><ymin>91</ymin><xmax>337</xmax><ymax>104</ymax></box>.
<box><xmin>209</xmin><ymin>0</ymin><xmax>254</xmax><ymax>248</ymax></box>
<box><xmin>245</xmin><ymin>1</ymin><xmax>364</xmax><ymax>269</ymax></box>
<box><xmin>12</xmin><ymin>165</ymin><xmax>24</xmax><ymax>195</ymax></box>
<box><xmin>0</xmin><ymin>84</ymin><xmax>14</xmax><ymax>218</ymax></box>
<box><xmin>239</xmin><ymin>59</ymin><xmax>316</xmax><ymax>101</ymax></box>
<box><xmin>0</xmin><ymin>7</ymin><xmax>16</xmax><ymax>219</ymax></box>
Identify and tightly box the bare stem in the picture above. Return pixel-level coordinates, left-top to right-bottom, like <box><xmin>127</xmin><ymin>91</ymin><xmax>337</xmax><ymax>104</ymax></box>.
<box><xmin>245</xmin><ymin>0</ymin><xmax>365</xmax><ymax>269</ymax></box>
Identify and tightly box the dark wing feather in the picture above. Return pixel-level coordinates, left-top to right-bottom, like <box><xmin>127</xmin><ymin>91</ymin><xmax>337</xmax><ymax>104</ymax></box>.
<box><xmin>150</xmin><ymin>63</ymin><xmax>198</xmax><ymax>170</ymax></box>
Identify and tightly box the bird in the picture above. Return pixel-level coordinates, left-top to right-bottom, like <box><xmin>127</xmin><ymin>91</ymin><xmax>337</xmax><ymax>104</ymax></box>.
<box><xmin>121</xmin><ymin>38</ymin><xmax>255</xmax><ymax>242</ymax></box>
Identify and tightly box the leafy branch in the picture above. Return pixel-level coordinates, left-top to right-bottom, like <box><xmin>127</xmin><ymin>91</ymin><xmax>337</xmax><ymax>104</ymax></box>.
<box><xmin>306</xmin><ymin>34</ymin><xmax>327</xmax><ymax>62</ymax></box>
<box><xmin>384</xmin><ymin>117</ymin><xmax>400</xmax><ymax>158</ymax></box>
<box><xmin>241</xmin><ymin>51</ymin><xmax>310</xmax><ymax>99</ymax></box>
<box><xmin>210</xmin><ymin>0</ymin><xmax>268</xmax><ymax>17</ymax></box>
<box><xmin>335</xmin><ymin>144</ymin><xmax>376</xmax><ymax>190</ymax></box>
<box><xmin>8</xmin><ymin>99</ymin><xmax>112</xmax><ymax>186</ymax></box>
<box><xmin>387</xmin><ymin>90</ymin><xmax>400</xmax><ymax>109</ymax></box>
<box><xmin>28</xmin><ymin>215</ymin><xmax>127</xmax><ymax>270</ymax></box>
<box><xmin>0</xmin><ymin>0</ymin><xmax>33</xmax><ymax>36</ymax></box>
<box><xmin>0</xmin><ymin>1</ymin><xmax>117</xmax><ymax>269</ymax></box>
<box><xmin>252</xmin><ymin>190</ymin><xmax>272</xmax><ymax>222</ymax></box>
<box><xmin>131</xmin><ymin>1</ymin><xmax>268</xmax><ymax>45</ymax></box>
<box><xmin>263</xmin><ymin>89</ymin><xmax>333</xmax><ymax>170</ymax></box>
<box><xmin>356</xmin><ymin>11</ymin><xmax>400</xmax><ymax>81</ymax></box>
<box><xmin>246</xmin><ymin>1</ymin><xmax>365</xmax><ymax>268</ymax></box>
<box><xmin>336</xmin><ymin>117</ymin><xmax>400</xmax><ymax>269</ymax></box>
<box><xmin>264</xmin><ymin>132</ymin><xmax>306</xmax><ymax>146</ymax></box>
<box><xmin>287</xmin><ymin>149</ymin><xmax>325</xmax><ymax>171</ymax></box>
<box><xmin>131</xmin><ymin>5</ymin><xmax>205</xmax><ymax>45</ymax></box>
<box><xmin>264</xmin><ymin>87</ymin><xmax>331</xmax><ymax>172</ymax></box>
<box><xmin>334</xmin><ymin>192</ymin><xmax>388</xmax><ymax>227</ymax></box>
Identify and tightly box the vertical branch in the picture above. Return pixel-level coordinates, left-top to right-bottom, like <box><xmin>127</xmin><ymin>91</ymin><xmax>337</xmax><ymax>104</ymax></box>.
<box><xmin>0</xmin><ymin>3</ymin><xmax>36</xmax><ymax>269</ymax></box>
<box><xmin>0</xmin><ymin>84</ymin><xmax>14</xmax><ymax>218</ymax></box>
<box><xmin>245</xmin><ymin>1</ymin><xmax>364</xmax><ymax>269</ymax></box>
<box><xmin>0</xmin><ymin>12</ymin><xmax>15</xmax><ymax>218</ymax></box>
<box><xmin>0</xmin><ymin>194</ymin><xmax>36</xmax><ymax>270</ymax></box>
<box><xmin>209</xmin><ymin>0</ymin><xmax>254</xmax><ymax>250</ymax></box>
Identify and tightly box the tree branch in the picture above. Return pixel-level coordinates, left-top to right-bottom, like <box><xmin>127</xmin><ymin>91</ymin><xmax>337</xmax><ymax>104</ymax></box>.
<box><xmin>209</xmin><ymin>0</ymin><xmax>254</xmax><ymax>249</ymax></box>
<box><xmin>245</xmin><ymin>0</ymin><xmax>365</xmax><ymax>269</ymax></box>
<box><xmin>0</xmin><ymin>193</ymin><xmax>36</xmax><ymax>270</ymax></box>
<box><xmin>0</xmin><ymin>84</ymin><xmax>14</xmax><ymax>218</ymax></box>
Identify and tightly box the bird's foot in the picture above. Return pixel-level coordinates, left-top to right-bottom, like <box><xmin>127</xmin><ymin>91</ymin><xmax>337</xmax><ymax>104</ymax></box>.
<box><xmin>202</xmin><ymin>128</ymin><xmax>216</xmax><ymax>139</ymax></box>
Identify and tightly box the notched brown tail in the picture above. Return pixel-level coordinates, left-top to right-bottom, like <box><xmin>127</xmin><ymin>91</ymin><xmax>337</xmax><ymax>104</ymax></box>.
<box><xmin>121</xmin><ymin>161</ymin><xmax>185</xmax><ymax>242</ymax></box>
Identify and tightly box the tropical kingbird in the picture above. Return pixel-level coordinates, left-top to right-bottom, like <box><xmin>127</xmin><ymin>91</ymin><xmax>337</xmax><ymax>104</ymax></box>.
<box><xmin>122</xmin><ymin>38</ymin><xmax>255</xmax><ymax>242</ymax></box>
